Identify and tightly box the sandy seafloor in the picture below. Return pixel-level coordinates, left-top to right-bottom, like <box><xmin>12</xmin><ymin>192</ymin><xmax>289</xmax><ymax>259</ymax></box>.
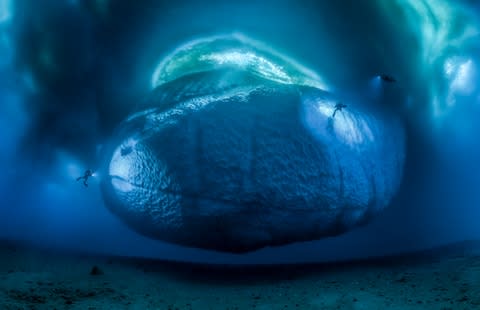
<box><xmin>0</xmin><ymin>240</ymin><xmax>479</xmax><ymax>309</ymax></box>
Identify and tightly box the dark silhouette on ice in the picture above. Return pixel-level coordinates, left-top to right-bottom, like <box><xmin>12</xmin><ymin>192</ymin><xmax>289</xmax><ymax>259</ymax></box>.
<box><xmin>332</xmin><ymin>102</ymin><xmax>347</xmax><ymax>118</ymax></box>
<box><xmin>379</xmin><ymin>74</ymin><xmax>396</xmax><ymax>83</ymax></box>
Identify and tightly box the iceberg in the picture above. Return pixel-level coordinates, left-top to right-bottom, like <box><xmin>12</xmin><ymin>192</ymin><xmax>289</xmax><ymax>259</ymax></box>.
<box><xmin>100</xmin><ymin>34</ymin><xmax>405</xmax><ymax>253</ymax></box>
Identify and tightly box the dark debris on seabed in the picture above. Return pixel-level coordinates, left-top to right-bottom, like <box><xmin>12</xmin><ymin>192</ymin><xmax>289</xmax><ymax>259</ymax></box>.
<box><xmin>0</xmin><ymin>240</ymin><xmax>480</xmax><ymax>309</ymax></box>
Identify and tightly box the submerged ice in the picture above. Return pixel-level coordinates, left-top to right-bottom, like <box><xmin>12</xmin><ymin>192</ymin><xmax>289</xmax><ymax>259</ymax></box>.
<box><xmin>101</xmin><ymin>34</ymin><xmax>406</xmax><ymax>253</ymax></box>
<box><xmin>151</xmin><ymin>33</ymin><xmax>329</xmax><ymax>91</ymax></box>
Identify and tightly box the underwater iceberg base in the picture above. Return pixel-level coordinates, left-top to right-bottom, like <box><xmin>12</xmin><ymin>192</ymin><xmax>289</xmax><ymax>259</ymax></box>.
<box><xmin>100</xmin><ymin>35</ymin><xmax>405</xmax><ymax>253</ymax></box>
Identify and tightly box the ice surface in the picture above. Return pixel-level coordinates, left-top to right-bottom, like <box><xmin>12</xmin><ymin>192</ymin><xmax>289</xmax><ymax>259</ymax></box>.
<box><xmin>151</xmin><ymin>33</ymin><xmax>329</xmax><ymax>91</ymax></box>
<box><xmin>101</xmin><ymin>35</ymin><xmax>405</xmax><ymax>253</ymax></box>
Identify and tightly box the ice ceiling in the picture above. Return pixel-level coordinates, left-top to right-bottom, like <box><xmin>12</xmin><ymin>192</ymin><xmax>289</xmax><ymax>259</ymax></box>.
<box><xmin>101</xmin><ymin>34</ymin><xmax>405</xmax><ymax>252</ymax></box>
<box><xmin>381</xmin><ymin>0</ymin><xmax>480</xmax><ymax>122</ymax></box>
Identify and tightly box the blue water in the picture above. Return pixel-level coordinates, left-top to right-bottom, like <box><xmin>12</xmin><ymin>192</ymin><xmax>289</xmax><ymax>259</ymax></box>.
<box><xmin>1</xmin><ymin>0</ymin><xmax>480</xmax><ymax>264</ymax></box>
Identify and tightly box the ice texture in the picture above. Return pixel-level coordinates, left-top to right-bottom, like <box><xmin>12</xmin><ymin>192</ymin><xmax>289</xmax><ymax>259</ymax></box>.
<box><xmin>100</xmin><ymin>35</ymin><xmax>405</xmax><ymax>252</ymax></box>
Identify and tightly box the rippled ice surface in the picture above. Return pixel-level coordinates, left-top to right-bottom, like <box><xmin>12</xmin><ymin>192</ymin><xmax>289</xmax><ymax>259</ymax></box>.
<box><xmin>100</xmin><ymin>34</ymin><xmax>405</xmax><ymax>252</ymax></box>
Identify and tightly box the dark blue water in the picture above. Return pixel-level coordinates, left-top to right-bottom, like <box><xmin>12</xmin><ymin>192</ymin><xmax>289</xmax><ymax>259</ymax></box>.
<box><xmin>1</xmin><ymin>0</ymin><xmax>480</xmax><ymax>264</ymax></box>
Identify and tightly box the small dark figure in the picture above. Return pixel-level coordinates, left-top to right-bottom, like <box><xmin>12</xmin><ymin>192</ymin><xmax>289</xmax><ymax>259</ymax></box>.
<box><xmin>332</xmin><ymin>102</ymin><xmax>347</xmax><ymax>118</ymax></box>
<box><xmin>380</xmin><ymin>74</ymin><xmax>396</xmax><ymax>83</ymax></box>
<box><xmin>76</xmin><ymin>169</ymin><xmax>93</xmax><ymax>187</ymax></box>
<box><xmin>90</xmin><ymin>265</ymin><xmax>103</xmax><ymax>276</ymax></box>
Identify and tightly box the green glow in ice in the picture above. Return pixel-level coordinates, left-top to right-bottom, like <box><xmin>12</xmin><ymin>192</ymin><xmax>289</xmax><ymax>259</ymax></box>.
<box><xmin>151</xmin><ymin>33</ymin><xmax>329</xmax><ymax>91</ymax></box>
